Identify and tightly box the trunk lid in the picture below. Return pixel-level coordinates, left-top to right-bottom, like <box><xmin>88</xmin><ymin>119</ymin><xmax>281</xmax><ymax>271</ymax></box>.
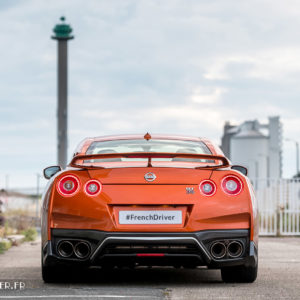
<box><xmin>87</xmin><ymin>167</ymin><xmax>212</xmax><ymax>184</ymax></box>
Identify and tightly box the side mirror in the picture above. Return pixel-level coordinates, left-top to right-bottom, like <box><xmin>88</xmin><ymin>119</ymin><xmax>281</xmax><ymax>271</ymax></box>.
<box><xmin>43</xmin><ymin>166</ymin><xmax>61</xmax><ymax>179</ymax></box>
<box><xmin>231</xmin><ymin>165</ymin><xmax>248</xmax><ymax>176</ymax></box>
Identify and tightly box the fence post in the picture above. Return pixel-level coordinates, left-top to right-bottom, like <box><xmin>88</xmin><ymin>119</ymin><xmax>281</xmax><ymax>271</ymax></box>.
<box><xmin>276</xmin><ymin>179</ymin><xmax>281</xmax><ymax>236</ymax></box>
<box><xmin>36</xmin><ymin>174</ymin><xmax>41</xmax><ymax>229</ymax></box>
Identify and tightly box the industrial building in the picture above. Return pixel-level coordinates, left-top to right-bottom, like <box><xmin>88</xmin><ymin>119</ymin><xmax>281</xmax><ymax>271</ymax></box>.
<box><xmin>221</xmin><ymin>116</ymin><xmax>282</xmax><ymax>180</ymax></box>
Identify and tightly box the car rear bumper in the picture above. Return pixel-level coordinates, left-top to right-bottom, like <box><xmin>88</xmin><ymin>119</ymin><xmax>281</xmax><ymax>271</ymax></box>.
<box><xmin>43</xmin><ymin>229</ymin><xmax>257</xmax><ymax>269</ymax></box>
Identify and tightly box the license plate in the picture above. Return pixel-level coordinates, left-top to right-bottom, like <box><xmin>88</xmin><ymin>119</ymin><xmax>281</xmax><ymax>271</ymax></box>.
<box><xmin>119</xmin><ymin>210</ymin><xmax>182</xmax><ymax>225</ymax></box>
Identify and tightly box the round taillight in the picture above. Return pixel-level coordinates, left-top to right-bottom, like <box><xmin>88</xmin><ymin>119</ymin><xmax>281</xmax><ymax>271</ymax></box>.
<box><xmin>199</xmin><ymin>180</ymin><xmax>216</xmax><ymax>196</ymax></box>
<box><xmin>221</xmin><ymin>175</ymin><xmax>243</xmax><ymax>195</ymax></box>
<box><xmin>57</xmin><ymin>175</ymin><xmax>80</xmax><ymax>196</ymax></box>
<box><xmin>84</xmin><ymin>180</ymin><xmax>102</xmax><ymax>196</ymax></box>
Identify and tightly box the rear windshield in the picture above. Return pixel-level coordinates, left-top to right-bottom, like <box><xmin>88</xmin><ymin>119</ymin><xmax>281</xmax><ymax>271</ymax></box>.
<box><xmin>86</xmin><ymin>139</ymin><xmax>212</xmax><ymax>155</ymax></box>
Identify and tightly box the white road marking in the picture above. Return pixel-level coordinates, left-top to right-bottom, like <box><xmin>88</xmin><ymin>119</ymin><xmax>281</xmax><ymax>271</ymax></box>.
<box><xmin>0</xmin><ymin>296</ymin><xmax>156</xmax><ymax>299</ymax></box>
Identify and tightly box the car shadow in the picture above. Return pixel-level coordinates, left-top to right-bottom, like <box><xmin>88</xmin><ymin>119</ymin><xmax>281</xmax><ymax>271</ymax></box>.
<box><xmin>49</xmin><ymin>267</ymin><xmax>223</xmax><ymax>286</ymax></box>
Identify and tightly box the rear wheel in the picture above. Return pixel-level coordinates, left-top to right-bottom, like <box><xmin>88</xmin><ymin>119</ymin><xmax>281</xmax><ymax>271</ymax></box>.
<box><xmin>221</xmin><ymin>263</ymin><xmax>258</xmax><ymax>283</ymax></box>
<box><xmin>41</xmin><ymin>247</ymin><xmax>68</xmax><ymax>283</ymax></box>
<box><xmin>42</xmin><ymin>265</ymin><xmax>63</xmax><ymax>283</ymax></box>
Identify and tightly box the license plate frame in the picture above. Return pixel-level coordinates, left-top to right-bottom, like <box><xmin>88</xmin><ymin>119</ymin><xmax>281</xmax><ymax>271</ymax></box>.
<box><xmin>119</xmin><ymin>210</ymin><xmax>182</xmax><ymax>225</ymax></box>
<box><xmin>113</xmin><ymin>206</ymin><xmax>187</xmax><ymax>228</ymax></box>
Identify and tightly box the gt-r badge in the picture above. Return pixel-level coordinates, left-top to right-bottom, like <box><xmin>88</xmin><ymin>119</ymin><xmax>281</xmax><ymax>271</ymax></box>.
<box><xmin>186</xmin><ymin>187</ymin><xmax>194</xmax><ymax>194</ymax></box>
<box><xmin>144</xmin><ymin>172</ymin><xmax>156</xmax><ymax>182</ymax></box>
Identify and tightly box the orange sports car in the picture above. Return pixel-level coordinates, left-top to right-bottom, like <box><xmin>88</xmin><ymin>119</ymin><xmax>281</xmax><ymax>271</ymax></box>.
<box><xmin>41</xmin><ymin>133</ymin><xmax>258</xmax><ymax>283</ymax></box>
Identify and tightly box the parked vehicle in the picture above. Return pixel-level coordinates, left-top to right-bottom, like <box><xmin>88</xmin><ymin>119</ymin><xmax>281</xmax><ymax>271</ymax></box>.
<box><xmin>41</xmin><ymin>133</ymin><xmax>258</xmax><ymax>283</ymax></box>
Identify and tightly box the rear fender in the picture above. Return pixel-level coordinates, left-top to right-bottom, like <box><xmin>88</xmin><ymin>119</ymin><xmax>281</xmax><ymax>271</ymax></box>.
<box><xmin>209</xmin><ymin>169</ymin><xmax>256</xmax><ymax>243</ymax></box>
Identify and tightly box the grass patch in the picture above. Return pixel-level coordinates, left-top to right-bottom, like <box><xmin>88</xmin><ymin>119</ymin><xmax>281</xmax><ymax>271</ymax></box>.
<box><xmin>20</xmin><ymin>227</ymin><xmax>37</xmax><ymax>242</ymax></box>
<box><xmin>0</xmin><ymin>239</ymin><xmax>12</xmax><ymax>254</ymax></box>
<box><xmin>4</xmin><ymin>209</ymin><xmax>37</xmax><ymax>231</ymax></box>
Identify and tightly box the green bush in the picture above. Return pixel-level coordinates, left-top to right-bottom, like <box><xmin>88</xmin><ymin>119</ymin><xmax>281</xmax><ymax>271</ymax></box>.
<box><xmin>0</xmin><ymin>239</ymin><xmax>12</xmax><ymax>254</ymax></box>
<box><xmin>21</xmin><ymin>227</ymin><xmax>37</xmax><ymax>242</ymax></box>
<box><xmin>0</xmin><ymin>242</ymin><xmax>4</xmax><ymax>254</ymax></box>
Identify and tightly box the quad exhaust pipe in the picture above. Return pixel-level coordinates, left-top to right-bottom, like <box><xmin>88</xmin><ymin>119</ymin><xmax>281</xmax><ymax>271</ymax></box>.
<box><xmin>210</xmin><ymin>240</ymin><xmax>244</xmax><ymax>259</ymax></box>
<box><xmin>74</xmin><ymin>241</ymin><xmax>90</xmax><ymax>259</ymax></box>
<box><xmin>210</xmin><ymin>241</ymin><xmax>227</xmax><ymax>259</ymax></box>
<box><xmin>57</xmin><ymin>240</ymin><xmax>91</xmax><ymax>259</ymax></box>
<box><xmin>57</xmin><ymin>241</ymin><xmax>74</xmax><ymax>258</ymax></box>
<box><xmin>227</xmin><ymin>241</ymin><xmax>243</xmax><ymax>258</ymax></box>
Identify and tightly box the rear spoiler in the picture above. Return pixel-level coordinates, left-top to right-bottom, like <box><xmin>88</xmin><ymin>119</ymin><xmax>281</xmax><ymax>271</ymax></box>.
<box><xmin>69</xmin><ymin>152</ymin><xmax>230</xmax><ymax>169</ymax></box>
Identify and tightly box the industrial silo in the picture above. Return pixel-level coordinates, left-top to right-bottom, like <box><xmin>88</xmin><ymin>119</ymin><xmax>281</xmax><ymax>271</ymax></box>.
<box><xmin>230</xmin><ymin>120</ymin><xmax>269</xmax><ymax>181</ymax></box>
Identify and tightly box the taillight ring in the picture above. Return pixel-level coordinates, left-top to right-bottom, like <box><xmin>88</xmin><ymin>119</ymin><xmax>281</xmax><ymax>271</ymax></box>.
<box><xmin>221</xmin><ymin>175</ymin><xmax>243</xmax><ymax>196</ymax></box>
<box><xmin>84</xmin><ymin>179</ymin><xmax>102</xmax><ymax>196</ymax></box>
<box><xmin>199</xmin><ymin>180</ymin><xmax>216</xmax><ymax>196</ymax></box>
<box><xmin>57</xmin><ymin>174</ymin><xmax>80</xmax><ymax>197</ymax></box>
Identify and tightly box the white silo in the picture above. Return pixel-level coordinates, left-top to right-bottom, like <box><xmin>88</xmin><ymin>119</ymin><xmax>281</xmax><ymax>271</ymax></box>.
<box><xmin>230</xmin><ymin>121</ymin><xmax>269</xmax><ymax>180</ymax></box>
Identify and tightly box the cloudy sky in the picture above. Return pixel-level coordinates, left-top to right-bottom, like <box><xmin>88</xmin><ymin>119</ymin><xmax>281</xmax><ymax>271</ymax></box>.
<box><xmin>0</xmin><ymin>0</ymin><xmax>299</xmax><ymax>189</ymax></box>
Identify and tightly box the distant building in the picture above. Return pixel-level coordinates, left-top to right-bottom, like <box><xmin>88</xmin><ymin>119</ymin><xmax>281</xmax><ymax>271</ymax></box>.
<box><xmin>221</xmin><ymin>116</ymin><xmax>282</xmax><ymax>179</ymax></box>
<box><xmin>0</xmin><ymin>189</ymin><xmax>36</xmax><ymax>213</ymax></box>
<box><xmin>0</xmin><ymin>189</ymin><xmax>7</xmax><ymax>213</ymax></box>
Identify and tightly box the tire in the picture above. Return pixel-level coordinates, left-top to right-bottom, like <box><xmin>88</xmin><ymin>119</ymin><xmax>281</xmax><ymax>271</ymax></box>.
<box><xmin>221</xmin><ymin>263</ymin><xmax>258</xmax><ymax>283</ymax></box>
<box><xmin>42</xmin><ymin>250</ymin><xmax>88</xmax><ymax>283</ymax></box>
<box><xmin>42</xmin><ymin>265</ymin><xmax>62</xmax><ymax>283</ymax></box>
<box><xmin>42</xmin><ymin>264</ymin><xmax>90</xmax><ymax>283</ymax></box>
<box><xmin>41</xmin><ymin>247</ymin><xmax>65</xmax><ymax>283</ymax></box>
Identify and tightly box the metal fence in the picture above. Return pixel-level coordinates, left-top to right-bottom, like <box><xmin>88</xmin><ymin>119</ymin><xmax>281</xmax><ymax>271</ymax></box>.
<box><xmin>254</xmin><ymin>178</ymin><xmax>300</xmax><ymax>236</ymax></box>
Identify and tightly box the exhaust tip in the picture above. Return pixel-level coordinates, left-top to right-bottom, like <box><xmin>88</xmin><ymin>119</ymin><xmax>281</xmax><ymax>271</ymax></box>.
<box><xmin>227</xmin><ymin>241</ymin><xmax>243</xmax><ymax>258</ymax></box>
<box><xmin>57</xmin><ymin>241</ymin><xmax>74</xmax><ymax>258</ymax></box>
<box><xmin>74</xmin><ymin>241</ymin><xmax>91</xmax><ymax>259</ymax></box>
<box><xmin>210</xmin><ymin>241</ymin><xmax>226</xmax><ymax>259</ymax></box>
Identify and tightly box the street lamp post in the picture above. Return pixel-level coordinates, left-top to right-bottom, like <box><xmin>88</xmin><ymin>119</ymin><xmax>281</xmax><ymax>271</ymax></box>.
<box><xmin>52</xmin><ymin>17</ymin><xmax>74</xmax><ymax>169</ymax></box>
<box><xmin>296</xmin><ymin>141</ymin><xmax>299</xmax><ymax>175</ymax></box>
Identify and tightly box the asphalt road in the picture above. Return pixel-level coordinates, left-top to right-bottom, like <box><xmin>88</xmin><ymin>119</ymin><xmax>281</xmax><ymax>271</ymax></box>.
<box><xmin>0</xmin><ymin>237</ymin><xmax>299</xmax><ymax>299</ymax></box>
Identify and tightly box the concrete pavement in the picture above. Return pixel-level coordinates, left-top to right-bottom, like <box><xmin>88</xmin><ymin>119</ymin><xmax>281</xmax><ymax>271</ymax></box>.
<box><xmin>0</xmin><ymin>237</ymin><xmax>299</xmax><ymax>299</ymax></box>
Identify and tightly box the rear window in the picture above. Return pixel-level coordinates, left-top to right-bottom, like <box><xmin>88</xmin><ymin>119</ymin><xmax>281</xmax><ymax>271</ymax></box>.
<box><xmin>86</xmin><ymin>139</ymin><xmax>212</xmax><ymax>155</ymax></box>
